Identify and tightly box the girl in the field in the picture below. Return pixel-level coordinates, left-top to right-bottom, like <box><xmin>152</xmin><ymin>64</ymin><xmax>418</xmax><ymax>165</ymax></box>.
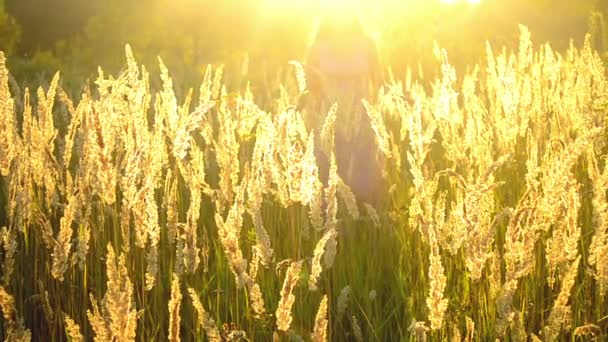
<box><xmin>305</xmin><ymin>13</ymin><xmax>384</xmax><ymax>206</ymax></box>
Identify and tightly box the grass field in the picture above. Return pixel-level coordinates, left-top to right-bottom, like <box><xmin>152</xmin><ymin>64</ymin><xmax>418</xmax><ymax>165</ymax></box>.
<box><xmin>0</xmin><ymin>26</ymin><xmax>607</xmax><ymax>341</ymax></box>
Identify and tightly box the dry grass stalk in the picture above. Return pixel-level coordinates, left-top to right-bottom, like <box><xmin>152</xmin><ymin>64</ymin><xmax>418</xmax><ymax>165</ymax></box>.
<box><xmin>1</xmin><ymin>226</ymin><xmax>17</xmax><ymax>286</ymax></box>
<box><xmin>320</xmin><ymin>104</ymin><xmax>337</xmax><ymax>156</ymax></box>
<box><xmin>0</xmin><ymin>286</ymin><xmax>31</xmax><ymax>342</ymax></box>
<box><xmin>275</xmin><ymin>260</ymin><xmax>303</xmax><ymax>332</ymax></box>
<box><xmin>587</xmin><ymin>151</ymin><xmax>608</xmax><ymax>297</ymax></box>
<box><xmin>64</xmin><ymin>314</ymin><xmax>84</xmax><ymax>342</ymax></box>
<box><xmin>87</xmin><ymin>244</ymin><xmax>138</xmax><ymax>342</ymax></box>
<box><xmin>409</xmin><ymin>321</ymin><xmax>429</xmax><ymax>342</ymax></box>
<box><xmin>543</xmin><ymin>256</ymin><xmax>581</xmax><ymax>341</ymax></box>
<box><xmin>0</xmin><ymin>52</ymin><xmax>19</xmax><ymax>177</ymax></box>
<box><xmin>188</xmin><ymin>288</ymin><xmax>221</xmax><ymax>342</ymax></box>
<box><xmin>51</xmin><ymin>191</ymin><xmax>77</xmax><ymax>281</ymax></box>
<box><xmin>309</xmin><ymin>227</ymin><xmax>338</xmax><ymax>291</ymax></box>
<box><xmin>215</xmin><ymin>179</ymin><xmax>250</xmax><ymax>288</ymax></box>
<box><xmin>350</xmin><ymin>315</ymin><xmax>363</xmax><ymax>342</ymax></box>
<box><xmin>337</xmin><ymin>285</ymin><xmax>351</xmax><ymax>319</ymax></box>
<box><xmin>465</xmin><ymin>316</ymin><xmax>475</xmax><ymax>342</ymax></box>
<box><xmin>336</xmin><ymin>177</ymin><xmax>360</xmax><ymax>220</ymax></box>
<box><xmin>182</xmin><ymin>188</ymin><xmax>201</xmax><ymax>274</ymax></box>
<box><xmin>426</xmin><ymin>225</ymin><xmax>448</xmax><ymax>330</ymax></box>
<box><xmin>362</xmin><ymin>99</ymin><xmax>392</xmax><ymax>159</ymax></box>
<box><xmin>168</xmin><ymin>273</ymin><xmax>182</xmax><ymax>342</ymax></box>
<box><xmin>311</xmin><ymin>295</ymin><xmax>328</xmax><ymax>342</ymax></box>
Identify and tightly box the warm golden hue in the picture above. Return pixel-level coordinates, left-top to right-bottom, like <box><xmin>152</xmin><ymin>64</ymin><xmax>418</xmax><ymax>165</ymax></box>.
<box><xmin>0</xmin><ymin>24</ymin><xmax>607</xmax><ymax>341</ymax></box>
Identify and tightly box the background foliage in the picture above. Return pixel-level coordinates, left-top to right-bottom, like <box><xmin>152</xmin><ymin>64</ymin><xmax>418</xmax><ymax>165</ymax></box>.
<box><xmin>1</xmin><ymin>0</ymin><xmax>606</xmax><ymax>90</ymax></box>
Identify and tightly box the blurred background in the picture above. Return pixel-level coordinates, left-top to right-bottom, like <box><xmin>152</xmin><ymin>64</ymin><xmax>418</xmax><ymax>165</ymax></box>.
<box><xmin>0</xmin><ymin>0</ymin><xmax>607</xmax><ymax>95</ymax></box>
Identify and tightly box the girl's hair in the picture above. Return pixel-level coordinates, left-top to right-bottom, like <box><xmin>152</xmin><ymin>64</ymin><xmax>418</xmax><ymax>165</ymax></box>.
<box><xmin>308</xmin><ymin>14</ymin><xmax>369</xmax><ymax>46</ymax></box>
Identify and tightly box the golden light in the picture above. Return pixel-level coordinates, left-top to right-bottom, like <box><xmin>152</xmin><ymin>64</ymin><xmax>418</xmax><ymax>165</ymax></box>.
<box><xmin>262</xmin><ymin>0</ymin><xmax>481</xmax><ymax>9</ymax></box>
<box><xmin>440</xmin><ymin>0</ymin><xmax>481</xmax><ymax>4</ymax></box>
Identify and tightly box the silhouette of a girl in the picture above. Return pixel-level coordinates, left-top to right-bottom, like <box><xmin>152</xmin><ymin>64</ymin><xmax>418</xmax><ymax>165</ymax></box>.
<box><xmin>305</xmin><ymin>14</ymin><xmax>384</xmax><ymax>206</ymax></box>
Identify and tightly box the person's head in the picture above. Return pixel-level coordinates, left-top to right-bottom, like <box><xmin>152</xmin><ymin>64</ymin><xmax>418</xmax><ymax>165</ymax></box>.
<box><xmin>314</xmin><ymin>13</ymin><xmax>366</xmax><ymax>42</ymax></box>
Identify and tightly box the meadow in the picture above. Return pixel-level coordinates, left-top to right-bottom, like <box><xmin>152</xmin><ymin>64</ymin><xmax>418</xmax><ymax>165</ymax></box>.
<box><xmin>0</xmin><ymin>25</ymin><xmax>607</xmax><ymax>341</ymax></box>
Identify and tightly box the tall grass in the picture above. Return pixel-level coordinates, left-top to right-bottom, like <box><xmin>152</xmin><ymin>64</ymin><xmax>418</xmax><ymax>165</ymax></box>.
<box><xmin>0</xmin><ymin>26</ymin><xmax>607</xmax><ymax>341</ymax></box>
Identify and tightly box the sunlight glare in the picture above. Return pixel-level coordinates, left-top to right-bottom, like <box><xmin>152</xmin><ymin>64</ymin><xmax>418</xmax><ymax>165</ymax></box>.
<box><xmin>441</xmin><ymin>0</ymin><xmax>481</xmax><ymax>4</ymax></box>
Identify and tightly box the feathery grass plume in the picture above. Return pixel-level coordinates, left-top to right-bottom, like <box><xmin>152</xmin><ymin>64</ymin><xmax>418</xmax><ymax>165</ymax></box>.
<box><xmin>543</xmin><ymin>256</ymin><xmax>580</xmax><ymax>341</ymax></box>
<box><xmin>28</xmin><ymin>72</ymin><xmax>61</xmax><ymax>207</ymax></box>
<box><xmin>246</xmin><ymin>249</ymin><xmax>267</xmax><ymax>319</ymax></box>
<box><xmin>64</xmin><ymin>314</ymin><xmax>84</xmax><ymax>342</ymax></box>
<box><xmin>408</xmin><ymin>321</ymin><xmax>429</xmax><ymax>342</ymax></box>
<box><xmin>87</xmin><ymin>102</ymin><xmax>118</xmax><ymax>206</ymax></box>
<box><xmin>451</xmin><ymin>325</ymin><xmax>462</xmax><ymax>342</ymax></box>
<box><xmin>301</xmin><ymin>131</ymin><xmax>320</xmax><ymax>206</ymax></box>
<box><xmin>426</xmin><ymin>225</ymin><xmax>448</xmax><ymax>330</ymax></box>
<box><xmin>535</xmin><ymin>129</ymin><xmax>601</xmax><ymax>233</ymax></box>
<box><xmin>0</xmin><ymin>287</ymin><xmax>31</xmax><ymax>342</ymax></box>
<box><xmin>215</xmin><ymin>89</ymin><xmax>240</xmax><ymax>205</ymax></box>
<box><xmin>143</xmin><ymin>181</ymin><xmax>161</xmax><ymax>290</ymax></box>
<box><xmin>182</xmin><ymin>189</ymin><xmax>202</xmax><ymax>274</ymax></box>
<box><xmin>8</xmin><ymin>130</ymin><xmax>32</xmax><ymax>231</ymax></box>
<box><xmin>57</xmin><ymin>87</ymin><xmax>82</xmax><ymax>170</ymax></box>
<box><xmin>308</xmin><ymin>173</ymin><xmax>325</xmax><ymax>231</ymax></box>
<box><xmin>311</xmin><ymin>295</ymin><xmax>328</xmax><ymax>342</ymax></box>
<box><xmin>52</xmin><ymin>191</ymin><xmax>77</xmax><ymax>281</ymax></box>
<box><xmin>87</xmin><ymin>244</ymin><xmax>138</xmax><ymax>341</ymax></box>
<box><xmin>362</xmin><ymin>99</ymin><xmax>392</xmax><ymax>159</ymax></box>
<box><xmin>0</xmin><ymin>52</ymin><xmax>19</xmax><ymax>176</ymax></box>
<box><xmin>587</xmin><ymin>151</ymin><xmax>608</xmax><ymax>297</ymax></box>
<box><xmin>336</xmin><ymin>176</ymin><xmax>360</xmax><ymax>220</ymax></box>
<box><xmin>545</xmin><ymin>178</ymin><xmax>581</xmax><ymax>288</ymax></box>
<box><xmin>119</xmin><ymin>199</ymin><xmax>132</xmax><ymax>253</ymax></box>
<box><xmin>488</xmin><ymin>249</ymin><xmax>502</xmax><ymax>302</ymax></box>
<box><xmin>172</xmin><ymin>101</ymin><xmax>215</xmax><ymax>166</ymax></box>
<box><xmin>324</xmin><ymin>152</ymin><xmax>339</xmax><ymax>233</ymax></box>
<box><xmin>247</xmin><ymin>171</ymin><xmax>274</xmax><ymax>267</ymax></box>
<box><xmin>105</xmin><ymin>244</ymin><xmax>138</xmax><ymax>341</ymax></box>
<box><xmin>0</xmin><ymin>226</ymin><xmax>17</xmax><ymax>286</ymax></box>
<box><xmin>87</xmin><ymin>294</ymin><xmax>111</xmax><ymax>342</ymax></box>
<box><xmin>215</xmin><ymin>178</ymin><xmax>250</xmax><ymax>288</ymax></box>
<box><xmin>363</xmin><ymin>203</ymin><xmax>380</xmax><ymax>228</ymax></box>
<box><xmin>75</xmin><ymin>216</ymin><xmax>90</xmax><ymax>271</ymax></box>
<box><xmin>157</xmin><ymin>56</ymin><xmax>179</xmax><ymax>134</ymax></box>
<box><xmin>275</xmin><ymin>260</ymin><xmax>303</xmax><ymax>332</ymax></box>
<box><xmin>444</xmin><ymin>155</ymin><xmax>509</xmax><ymax>281</ymax></box>
<box><xmin>249</xmin><ymin>207</ymin><xmax>273</xmax><ymax>267</ymax></box>
<box><xmin>168</xmin><ymin>274</ymin><xmax>182</xmax><ymax>342</ymax></box>
<box><xmin>465</xmin><ymin>316</ymin><xmax>475</xmax><ymax>342</ymax></box>
<box><xmin>407</xmin><ymin>152</ymin><xmax>438</xmax><ymax>240</ymax></box>
<box><xmin>274</xmin><ymin>109</ymin><xmax>308</xmax><ymax>204</ymax></box>
<box><xmin>351</xmin><ymin>315</ymin><xmax>363</xmax><ymax>342</ymax></box>
<box><xmin>320</xmin><ymin>103</ymin><xmax>337</xmax><ymax>156</ymax></box>
<box><xmin>188</xmin><ymin>288</ymin><xmax>222</xmax><ymax>342</ymax></box>
<box><xmin>248</xmin><ymin>114</ymin><xmax>274</xmax><ymax>203</ymax></box>
<box><xmin>183</xmin><ymin>137</ymin><xmax>214</xmax><ymax>198</ymax></box>
<box><xmin>289</xmin><ymin>60</ymin><xmax>307</xmax><ymax>95</ymax></box>
<box><xmin>509</xmin><ymin>311</ymin><xmax>527</xmax><ymax>342</ymax></box>
<box><xmin>234</xmin><ymin>85</ymin><xmax>263</xmax><ymax>141</ymax></box>
<box><xmin>337</xmin><ymin>285</ymin><xmax>351</xmax><ymax>319</ymax></box>
<box><xmin>309</xmin><ymin>227</ymin><xmax>338</xmax><ymax>291</ymax></box>
<box><xmin>164</xmin><ymin>175</ymin><xmax>179</xmax><ymax>245</ymax></box>
<box><xmin>248</xmin><ymin>282</ymin><xmax>267</xmax><ymax>320</ymax></box>
<box><xmin>497</xmin><ymin>192</ymin><xmax>540</xmax><ymax>334</ymax></box>
<box><xmin>495</xmin><ymin>279</ymin><xmax>519</xmax><ymax>337</ymax></box>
